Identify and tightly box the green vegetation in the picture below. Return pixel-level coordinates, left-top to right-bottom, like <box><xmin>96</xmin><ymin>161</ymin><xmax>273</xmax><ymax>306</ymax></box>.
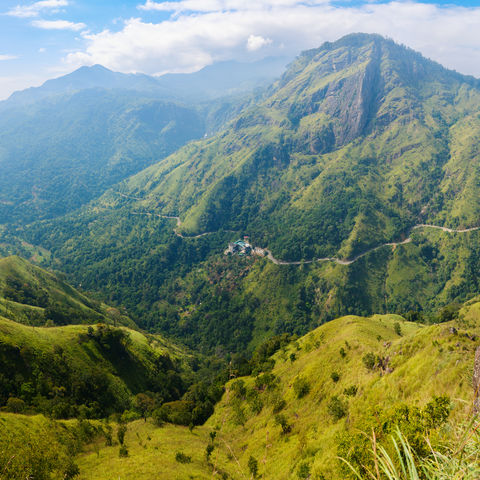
<box><xmin>0</xmin><ymin>255</ymin><xmax>135</xmax><ymax>328</ymax></box>
<box><xmin>0</xmin><ymin>90</ymin><xmax>205</xmax><ymax>225</ymax></box>
<box><xmin>4</xmin><ymin>33</ymin><xmax>480</xmax><ymax>479</ymax></box>
<box><xmin>2</xmin><ymin>297</ymin><xmax>479</xmax><ymax>479</ymax></box>
<box><xmin>0</xmin><ymin>317</ymin><xmax>190</xmax><ymax>418</ymax></box>
<box><xmin>10</xmin><ymin>35</ymin><xmax>480</xmax><ymax>355</ymax></box>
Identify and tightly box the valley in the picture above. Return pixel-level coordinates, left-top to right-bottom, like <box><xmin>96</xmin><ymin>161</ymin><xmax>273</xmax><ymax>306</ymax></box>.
<box><xmin>3</xmin><ymin>31</ymin><xmax>480</xmax><ymax>479</ymax></box>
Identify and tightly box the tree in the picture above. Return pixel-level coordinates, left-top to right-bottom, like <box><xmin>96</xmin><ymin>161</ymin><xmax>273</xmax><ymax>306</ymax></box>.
<box><xmin>135</xmin><ymin>393</ymin><xmax>155</xmax><ymax>422</ymax></box>
<box><xmin>117</xmin><ymin>423</ymin><xmax>127</xmax><ymax>445</ymax></box>
<box><xmin>394</xmin><ymin>322</ymin><xmax>402</xmax><ymax>336</ymax></box>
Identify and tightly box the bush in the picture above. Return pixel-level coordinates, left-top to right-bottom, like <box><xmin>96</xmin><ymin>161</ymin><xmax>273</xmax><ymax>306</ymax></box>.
<box><xmin>175</xmin><ymin>452</ymin><xmax>191</xmax><ymax>463</ymax></box>
<box><xmin>343</xmin><ymin>385</ymin><xmax>358</xmax><ymax>396</ymax></box>
<box><xmin>230</xmin><ymin>379</ymin><xmax>247</xmax><ymax>399</ymax></box>
<box><xmin>394</xmin><ymin>322</ymin><xmax>402</xmax><ymax>336</ymax></box>
<box><xmin>297</xmin><ymin>461</ymin><xmax>311</xmax><ymax>479</ymax></box>
<box><xmin>362</xmin><ymin>352</ymin><xmax>377</xmax><ymax>371</ymax></box>
<box><xmin>272</xmin><ymin>398</ymin><xmax>287</xmax><ymax>414</ymax></box>
<box><xmin>5</xmin><ymin>396</ymin><xmax>26</xmax><ymax>413</ymax></box>
<box><xmin>117</xmin><ymin>423</ymin><xmax>127</xmax><ymax>445</ymax></box>
<box><xmin>275</xmin><ymin>413</ymin><xmax>292</xmax><ymax>434</ymax></box>
<box><xmin>293</xmin><ymin>376</ymin><xmax>310</xmax><ymax>399</ymax></box>
<box><xmin>118</xmin><ymin>445</ymin><xmax>129</xmax><ymax>457</ymax></box>
<box><xmin>205</xmin><ymin>444</ymin><xmax>214</xmax><ymax>462</ymax></box>
<box><xmin>248</xmin><ymin>456</ymin><xmax>259</xmax><ymax>478</ymax></box>
<box><xmin>327</xmin><ymin>396</ymin><xmax>347</xmax><ymax>421</ymax></box>
<box><xmin>331</xmin><ymin>371</ymin><xmax>340</xmax><ymax>383</ymax></box>
<box><xmin>254</xmin><ymin>373</ymin><xmax>277</xmax><ymax>391</ymax></box>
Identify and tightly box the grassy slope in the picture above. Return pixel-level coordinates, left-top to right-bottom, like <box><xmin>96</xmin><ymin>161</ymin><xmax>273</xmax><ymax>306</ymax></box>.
<box><xmin>0</xmin><ymin>255</ymin><xmax>135</xmax><ymax>327</ymax></box>
<box><xmin>67</xmin><ymin>300</ymin><xmax>480</xmax><ymax>479</ymax></box>
<box><xmin>0</xmin><ymin>312</ymin><xmax>192</xmax><ymax>414</ymax></box>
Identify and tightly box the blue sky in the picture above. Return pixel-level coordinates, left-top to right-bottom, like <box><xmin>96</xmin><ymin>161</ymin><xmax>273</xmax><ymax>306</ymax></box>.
<box><xmin>2</xmin><ymin>0</ymin><xmax>480</xmax><ymax>99</ymax></box>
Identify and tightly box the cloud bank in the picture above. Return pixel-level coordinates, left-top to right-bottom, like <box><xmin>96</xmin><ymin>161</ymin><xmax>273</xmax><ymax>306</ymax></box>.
<box><xmin>63</xmin><ymin>1</ymin><xmax>480</xmax><ymax>78</ymax></box>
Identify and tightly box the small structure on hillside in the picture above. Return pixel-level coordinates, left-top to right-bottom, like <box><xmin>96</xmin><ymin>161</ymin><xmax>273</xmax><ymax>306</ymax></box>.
<box><xmin>225</xmin><ymin>238</ymin><xmax>252</xmax><ymax>256</ymax></box>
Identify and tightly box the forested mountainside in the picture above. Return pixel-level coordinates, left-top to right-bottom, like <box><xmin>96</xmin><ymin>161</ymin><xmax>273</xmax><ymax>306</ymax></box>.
<box><xmin>14</xmin><ymin>33</ymin><xmax>480</xmax><ymax>353</ymax></box>
<box><xmin>0</xmin><ymin>90</ymin><xmax>204</xmax><ymax>223</ymax></box>
<box><xmin>0</xmin><ymin>255</ymin><xmax>134</xmax><ymax>328</ymax></box>
<box><xmin>0</xmin><ymin>59</ymin><xmax>287</xmax><ymax>225</ymax></box>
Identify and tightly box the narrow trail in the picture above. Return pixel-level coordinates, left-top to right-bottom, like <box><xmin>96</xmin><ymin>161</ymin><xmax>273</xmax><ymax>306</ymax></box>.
<box><xmin>116</xmin><ymin>192</ymin><xmax>480</xmax><ymax>266</ymax></box>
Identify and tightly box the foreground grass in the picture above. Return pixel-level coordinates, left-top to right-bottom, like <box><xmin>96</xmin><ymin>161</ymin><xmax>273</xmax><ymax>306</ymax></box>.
<box><xmin>76</xmin><ymin>421</ymin><xmax>233</xmax><ymax>480</ymax></box>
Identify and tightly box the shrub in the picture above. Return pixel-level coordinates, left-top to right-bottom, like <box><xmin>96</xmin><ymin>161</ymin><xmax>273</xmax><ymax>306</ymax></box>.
<box><xmin>394</xmin><ymin>322</ymin><xmax>402</xmax><ymax>336</ymax></box>
<box><xmin>232</xmin><ymin>400</ymin><xmax>246</xmax><ymax>426</ymax></box>
<box><xmin>63</xmin><ymin>460</ymin><xmax>80</xmax><ymax>479</ymax></box>
<box><xmin>339</xmin><ymin>347</ymin><xmax>346</xmax><ymax>358</ymax></box>
<box><xmin>331</xmin><ymin>371</ymin><xmax>340</xmax><ymax>383</ymax></box>
<box><xmin>343</xmin><ymin>385</ymin><xmax>358</xmax><ymax>396</ymax></box>
<box><xmin>293</xmin><ymin>376</ymin><xmax>310</xmax><ymax>399</ymax></box>
<box><xmin>272</xmin><ymin>397</ymin><xmax>287</xmax><ymax>414</ymax></box>
<box><xmin>205</xmin><ymin>444</ymin><xmax>214</xmax><ymax>462</ymax></box>
<box><xmin>175</xmin><ymin>452</ymin><xmax>191</xmax><ymax>464</ymax></box>
<box><xmin>230</xmin><ymin>379</ymin><xmax>247</xmax><ymax>399</ymax></box>
<box><xmin>254</xmin><ymin>373</ymin><xmax>277</xmax><ymax>391</ymax></box>
<box><xmin>297</xmin><ymin>461</ymin><xmax>311</xmax><ymax>479</ymax></box>
<box><xmin>248</xmin><ymin>456</ymin><xmax>259</xmax><ymax>478</ymax></box>
<box><xmin>362</xmin><ymin>352</ymin><xmax>377</xmax><ymax>371</ymax></box>
<box><xmin>118</xmin><ymin>445</ymin><xmax>129</xmax><ymax>457</ymax></box>
<box><xmin>5</xmin><ymin>396</ymin><xmax>26</xmax><ymax>413</ymax></box>
<box><xmin>275</xmin><ymin>413</ymin><xmax>292</xmax><ymax>434</ymax></box>
<box><xmin>327</xmin><ymin>396</ymin><xmax>347</xmax><ymax>421</ymax></box>
<box><xmin>117</xmin><ymin>423</ymin><xmax>127</xmax><ymax>445</ymax></box>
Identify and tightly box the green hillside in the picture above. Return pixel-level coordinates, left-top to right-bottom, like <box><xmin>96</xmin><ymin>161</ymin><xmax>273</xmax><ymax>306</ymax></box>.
<box><xmin>0</xmin><ymin>255</ymin><xmax>135</xmax><ymax>328</ymax></box>
<box><xmin>15</xmin><ymin>34</ymin><xmax>480</xmax><ymax>353</ymax></box>
<box><xmin>0</xmin><ymin>312</ymin><xmax>193</xmax><ymax>418</ymax></box>
<box><xmin>68</xmin><ymin>299</ymin><xmax>480</xmax><ymax>479</ymax></box>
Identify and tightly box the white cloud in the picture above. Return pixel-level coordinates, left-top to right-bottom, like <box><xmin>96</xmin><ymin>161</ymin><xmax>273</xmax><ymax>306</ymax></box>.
<box><xmin>247</xmin><ymin>35</ymin><xmax>272</xmax><ymax>51</ymax></box>
<box><xmin>6</xmin><ymin>0</ymin><xmax>69</xmax><ymax>18</ymax></box>
<box><xmin>0</xmin><ymin>54</ymin><xmax>18</xmax><ymax>61</ymax></box>
<box><xmin>32</xmin><ymin>19</ymin><xmax>86</xmax><ymax>31</ymax></box>
<box><xmin>63</xmin><ymin>2</ymin><xmax>480</xmax><ymax>78</ymax></box>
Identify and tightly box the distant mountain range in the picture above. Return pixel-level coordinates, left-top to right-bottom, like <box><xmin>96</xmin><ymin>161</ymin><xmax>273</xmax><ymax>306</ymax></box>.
<box><xmin>3</xmin><ymin>57</ymin><xmax>290</xmax><ymax>106</ymax></box>
<box><xmin>0</xmin><ymin>57</ymin><xmax>289</xmax><ymax>224</ymax></box>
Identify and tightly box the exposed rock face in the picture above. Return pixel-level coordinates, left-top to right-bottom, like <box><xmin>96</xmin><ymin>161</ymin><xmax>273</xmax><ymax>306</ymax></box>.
<box><xmin>473</xmin><ymin>346</ymin><xmax>480</xmax><ymax>413</ymax></box>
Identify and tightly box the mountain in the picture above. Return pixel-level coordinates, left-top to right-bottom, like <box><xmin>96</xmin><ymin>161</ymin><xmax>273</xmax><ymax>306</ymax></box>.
<box><xmin>20</xmin><ymin>33</ymin><xmax>480</xmax><ymax>353</ymax></box>
<box><xmin>113</xmin><ymin>33</ymin><xmax>480</xmax><ymax>260</ymax></box>
<box><xmin>2</xmin><ymin>65</ymin><xmax>168</xmax><ymax>107</ymax></box>
<box><xmin>3</xmin><ymin>58</ymin><xmax>290</xmax><ymax>107</ymax></box>
<box><xmin>0</xmin><ymin>89</ymin><xmax>205</xmax><ymax>223</ymax></box>
<box><xmin>0</xmin><ymin>58</ymin><xmax>289</xmax><ymax>225</ymax></box>
<box><xmin>0</xmin><ymin>256</ymin><xmax>197</xmax><ymax>422</ymax></box>
<box><xmin>155</xmin><ymin>57</ymin><xmax>290</xmax><ymax>100</ymax></box>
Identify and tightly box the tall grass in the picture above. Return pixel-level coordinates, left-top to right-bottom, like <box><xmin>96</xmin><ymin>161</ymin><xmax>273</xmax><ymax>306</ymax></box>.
<box><xmin>340</xmin><ymin>423</ymin><xmax>480</xmax><ymax>480</ymax></box>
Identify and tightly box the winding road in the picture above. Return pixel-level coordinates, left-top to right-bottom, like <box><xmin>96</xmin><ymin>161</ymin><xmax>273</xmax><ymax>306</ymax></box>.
<box><xmin>117</xmin><ymin>192</ymin><xmax>480</xmax><ymax>267</ymax></box>
<box><xmin>151</xmin><ymin>212</ymin><xmax>480</xmax><ymax>267</ymax></box>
